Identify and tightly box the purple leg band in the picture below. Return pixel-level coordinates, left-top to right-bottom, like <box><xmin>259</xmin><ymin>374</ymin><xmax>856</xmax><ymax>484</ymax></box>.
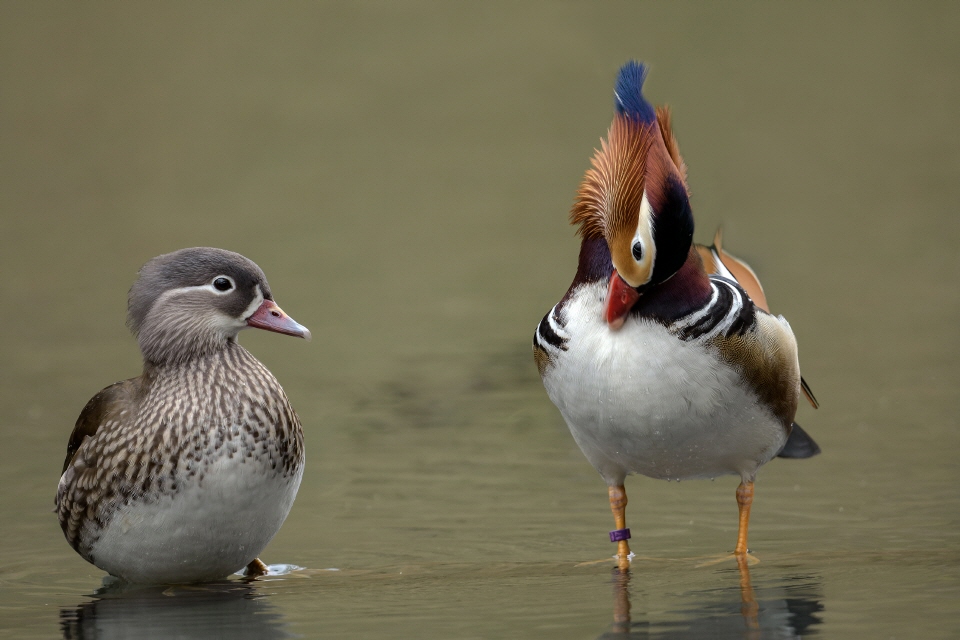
<box><xmin>609</xmin><ymin>528</ymin><xmax>631</xmax><ymax>542</ymax></box>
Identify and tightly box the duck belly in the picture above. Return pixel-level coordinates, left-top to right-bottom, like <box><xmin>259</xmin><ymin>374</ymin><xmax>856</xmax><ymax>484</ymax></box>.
<box><xmin>544</xmin><ymin>315</ymin><xmax>786</xmax><ymax>485</ymax></box>
<box><xmin>89</xmin><ymin>455</ymin><xmax>303</xmax><ymax>584</ymax></box>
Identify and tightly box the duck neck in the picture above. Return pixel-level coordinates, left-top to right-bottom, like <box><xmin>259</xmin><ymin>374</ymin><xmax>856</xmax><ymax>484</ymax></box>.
<box><xmin>566</xmin><ymin>237</ymin><xmax>614</xmax><ymax>290</ymax></box>
<box><xmin>137</xmin><ymin>317</ymin><xmax>233</xmax><ymax>367</ymax></box>
<box><xmin>634</xmin><ymin>246</ymin><xmax>713</xmax><ymax>323</ymax></box>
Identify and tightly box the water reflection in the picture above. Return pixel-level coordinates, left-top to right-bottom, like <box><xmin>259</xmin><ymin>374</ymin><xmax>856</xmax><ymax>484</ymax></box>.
<box><xmin>60</xmin><ymin>579</ymin><xmax>291</xmax><ymax>640</ymax></box>
<box><xmin>598</xmin><ymin>562</ymin><xmax>823</xmax><ymax>639</ymax></box>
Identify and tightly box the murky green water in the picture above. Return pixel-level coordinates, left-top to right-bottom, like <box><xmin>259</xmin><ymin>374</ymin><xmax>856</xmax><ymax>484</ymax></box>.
<box><xmin>2</xmin><ymin>2</ymin><xmax>959</xmax><ymax>638</ymax></box>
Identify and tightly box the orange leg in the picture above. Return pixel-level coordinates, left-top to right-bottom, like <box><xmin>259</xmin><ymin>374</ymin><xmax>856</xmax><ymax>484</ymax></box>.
<box><xmin>734</xmin><ymin>480</ymin><xmax>754</xmax><ymax>556</ymax></box>
<box><xmin>608</xmin><ymin>484</ymin><xmax>631</xmax><ymax>571</ymax></box>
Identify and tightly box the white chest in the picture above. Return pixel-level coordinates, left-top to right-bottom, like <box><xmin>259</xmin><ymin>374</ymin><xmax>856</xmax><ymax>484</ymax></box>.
<box><xmin>90</xmin><ymin>451</ymin><xmax>303</xmax><ymax>584</ymax></box>
<box><xmin>541</xmin><ymin>285</ymin><xmax>786</xmax><ymax>484</ymax></box>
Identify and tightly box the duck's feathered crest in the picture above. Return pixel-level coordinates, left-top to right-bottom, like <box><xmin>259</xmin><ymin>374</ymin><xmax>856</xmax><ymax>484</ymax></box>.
<box><xmin>571</xmin><ymin>62</ymin><xmax>658</xmax><ymax>240</ymax></box>
<box><xmin>655</xmin><ymin>105</ymin><xmax>688</xmax><ymax>187</ymax></box>
<box><xmin>570</xmin><ymin>62</ymin><xmax>690</xmax><ymax>243</ymax></box>
<box><xmin>570</xmin><ymin>114</ymin><xmax>652</xmax><ymax>240</ymax></box>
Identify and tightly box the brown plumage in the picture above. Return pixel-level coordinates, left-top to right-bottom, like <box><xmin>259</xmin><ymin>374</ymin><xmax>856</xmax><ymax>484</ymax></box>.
<box><xmin>695</xmin><ymin>231</ymin><xmax>820</xmax><ymax>411</ymax></box>
<box><xmin>56</xmin><ymin>247</ymin><xmax>310</xmax><ymax>584</ymax></box>
<box><xmin>57</xmin><ymin>347</ymin><xmax>303</xmax><ymax>558</ymax></box>
<box><xmin>655</xmin><ymin>105</ymin><xmax>688</xmax><ymax>187</ymax></box>
<box><xmin>571</xmin><ymin>116</ymin><xmax>654</xmax><ymax>242</ymax></box>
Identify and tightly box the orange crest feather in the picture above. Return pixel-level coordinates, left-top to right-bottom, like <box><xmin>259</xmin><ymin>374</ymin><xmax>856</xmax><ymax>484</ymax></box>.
<box><xmin>570</xmin><ymin>116</ymin><xmax>654</xmax><ymax>240</ymax></box>
<box><xmin>655</xmin><ymin>105</ymin><xmax>688</xmax><ymax>188</ymax></box>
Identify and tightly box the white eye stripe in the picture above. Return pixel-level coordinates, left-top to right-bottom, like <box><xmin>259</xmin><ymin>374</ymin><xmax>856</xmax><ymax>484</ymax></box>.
<box><xmin>180</xmin><ymin>282</ymin><xmax>232</xmax><ymax>295</ymax></box>
<box><xmin>632</xmin><ymin>192</ymin><xmax>656</xmax><ymax>267</ymax></box>
<box><xmin>158</xmin><ymin>277</ymin><xmax>237</xmax><ymax>299</ymax></box>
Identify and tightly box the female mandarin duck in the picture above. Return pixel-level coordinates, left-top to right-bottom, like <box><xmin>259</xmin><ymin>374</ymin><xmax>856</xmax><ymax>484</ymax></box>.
<box><xmin>56</xmin><ymin>248</ymin><xmax>310</xmax><ymax>583</ymax></box>
<box><xmin>533</xmin><ymin>62</ymin><xmax>819</xmax><ymax>570</ymax></box>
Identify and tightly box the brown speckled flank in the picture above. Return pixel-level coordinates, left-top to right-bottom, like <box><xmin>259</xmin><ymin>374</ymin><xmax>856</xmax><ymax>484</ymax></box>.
<box><xmin>57</xmin><ymin>343</ymin><xmax>304</xmax><ymax>562</ymax></box>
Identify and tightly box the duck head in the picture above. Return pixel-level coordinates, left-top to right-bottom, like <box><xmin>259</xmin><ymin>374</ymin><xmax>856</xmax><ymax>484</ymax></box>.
<box><xmin>127</xmin><ymin>247</ymin><xmax>310</xmax><ymax>365</ymax></box>
<box><xmin>571</xmin><ymin>62</ymin><xmax>694</xmax><ymax>329</ymax></box>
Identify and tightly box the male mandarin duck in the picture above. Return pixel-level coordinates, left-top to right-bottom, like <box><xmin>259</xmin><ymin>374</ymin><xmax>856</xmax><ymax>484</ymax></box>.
<box><xmin>56</xmin><ymin>248</ymin><xmax>311</xmax><ymax>583</ymax></box>
<box><xmin>533</xmin><ymin>62</ymin><xmax>819</xmax><ymax>569</ymax></box>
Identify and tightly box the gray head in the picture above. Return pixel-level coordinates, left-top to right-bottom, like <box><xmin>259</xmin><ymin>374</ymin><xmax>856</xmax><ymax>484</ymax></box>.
<box><xmin>128</xmin><ymin>247</ymin><xmax>310</xmax><ymax>365</ymax></box>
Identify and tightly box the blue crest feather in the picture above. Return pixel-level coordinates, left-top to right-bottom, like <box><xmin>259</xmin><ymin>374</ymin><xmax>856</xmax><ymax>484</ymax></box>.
<box><xmin>614</xmin><ymin>61</ymin><xmax>655</xmax><ymax>123</ymax></box>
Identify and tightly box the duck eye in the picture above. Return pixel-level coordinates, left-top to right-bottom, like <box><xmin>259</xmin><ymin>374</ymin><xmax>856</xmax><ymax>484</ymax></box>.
<box><xmin>213</xmin><ymin>277</ymin><xmax>233</xmax><ymax>292</ymax></box>
<box><xmin>631</xmin><ymin>241</ymin><xmax>644</xmax><ymax>261</ymax></box>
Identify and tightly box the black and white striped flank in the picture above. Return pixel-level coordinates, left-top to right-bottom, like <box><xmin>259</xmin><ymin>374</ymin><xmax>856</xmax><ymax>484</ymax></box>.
<box><xmin>672</xmin><ymin>276</ymin><xmax>756</xmax><ymax>342</ymax></box>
